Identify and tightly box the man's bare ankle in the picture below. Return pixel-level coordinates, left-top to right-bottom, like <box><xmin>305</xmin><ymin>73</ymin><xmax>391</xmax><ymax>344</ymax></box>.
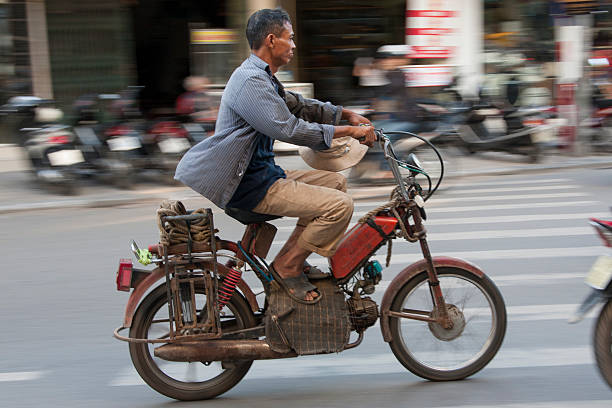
<box><xmin>272</xmin><ymin>262</ymin><xmax>301</xmax><ymax>279</ymax></box>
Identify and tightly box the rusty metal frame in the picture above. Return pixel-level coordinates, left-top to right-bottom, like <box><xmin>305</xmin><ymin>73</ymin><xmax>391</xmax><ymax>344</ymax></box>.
<box><xmin>120</xmin><ymin>246</ymin><xmax>260</xmax><ymax>330</ymax></box>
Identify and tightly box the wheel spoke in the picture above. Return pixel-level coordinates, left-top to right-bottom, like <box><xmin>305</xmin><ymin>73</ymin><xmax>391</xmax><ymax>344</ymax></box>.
<box><xmin>129</xmin><ymin>279</ymin><xmax>255</xmax><ymax>400</ymax></box>
<box><xmin>389</xmin><ymin>269</ymin><xmax>505</xmax><ymax>380</ymax></box>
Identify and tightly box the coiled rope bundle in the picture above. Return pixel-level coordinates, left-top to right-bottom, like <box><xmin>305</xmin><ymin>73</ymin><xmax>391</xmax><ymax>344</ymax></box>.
<box><xmin>156</xmin><ymin>200</ymin><xmax>217</xmax><ymax>248</ymax></box>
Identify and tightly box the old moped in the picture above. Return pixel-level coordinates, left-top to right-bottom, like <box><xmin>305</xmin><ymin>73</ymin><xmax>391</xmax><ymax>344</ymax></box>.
<box><xmin>113</xmin><ymin>130</ymin><xmax>507</xmax><ymax>400</ymax></box>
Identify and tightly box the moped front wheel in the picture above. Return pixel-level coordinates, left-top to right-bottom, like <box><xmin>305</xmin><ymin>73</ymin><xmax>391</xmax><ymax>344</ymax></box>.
<box><xmin>388</xmin><ymin>267</ymin><xmax>506</xmax><ymax>381</ymax></box>
<box><xmin>129</xmin><ymin>283</ymin><xmax>256</xmax><ymax>400</ymax></box>
<box><xmin>594</xmin><ymin>299</ymin><xmax>612</xmax><ymax>389</ymax></box>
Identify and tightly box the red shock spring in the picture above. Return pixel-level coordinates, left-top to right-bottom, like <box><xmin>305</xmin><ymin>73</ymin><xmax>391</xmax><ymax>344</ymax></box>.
<box><xmin>218</xmin><ymin>268</ymin><xmax>242</xmax><ymax>310</ymax></box>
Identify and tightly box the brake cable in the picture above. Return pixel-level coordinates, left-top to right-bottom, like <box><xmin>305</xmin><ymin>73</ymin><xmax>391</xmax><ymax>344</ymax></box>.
<box><xmin>378</xmin><ymin>130</ymin><xmax>444</xmax><ymax>201</ymax></box>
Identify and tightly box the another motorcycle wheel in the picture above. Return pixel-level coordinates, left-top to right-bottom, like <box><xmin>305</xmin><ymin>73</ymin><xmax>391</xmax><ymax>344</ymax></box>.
<box><xmin>388</xmin><ymin>267</ymin><xmax>506</xmax><ymax>381</ymax></box>
<box><xmin>129</xmin><ymin>283</ymin><xmax>256</xmax><ymax>400</ymax></box>
<box><xmin>594</xmin><ymin>299</ymin><xmax>612</xmax><ymax>389</ymax></box>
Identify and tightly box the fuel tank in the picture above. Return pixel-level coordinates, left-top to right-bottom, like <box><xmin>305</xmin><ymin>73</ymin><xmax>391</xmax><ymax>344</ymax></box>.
<box><xmin>330</xmin><ymin>216</ymin><xmax>397</xmax><ymax>280</ymax></box>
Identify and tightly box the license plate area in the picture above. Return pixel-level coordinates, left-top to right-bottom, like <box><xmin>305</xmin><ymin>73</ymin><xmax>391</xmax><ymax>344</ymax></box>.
<box><xmin>585</xmin><ymin>255</ymin><xmax>612</xmax><ymax>290</ymax></box>
<box><xmin>530</xmin><ymin>128</ymin><xmax>555</xmax><ymax>143</ymax></box>
<box><xmin>158</xmin><ymin>137</ymin><xmax>191</xmax><ymax>153</ymax></box>
<box><xmin>108</xmin><ymin>136</ymin><xmax>142</xmax><ymax>151</ymax></box>
<box><xmin>48</xmin><ymin>149</ymin><xmax>85</xmax><ymax>166</ymax></box>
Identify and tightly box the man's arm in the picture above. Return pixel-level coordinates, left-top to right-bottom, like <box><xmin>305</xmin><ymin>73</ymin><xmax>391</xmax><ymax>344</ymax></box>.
<box><xmin>284</xmin><ymin>91</ymin><xmax>341</xmax><ymax>125</ymax></box>
<box><xmin>285</xmin><ymin>91</ymin><xmax>373</xmax><ymax>128</ymax></box>
<box><xmin>233</xmin><ymin>75</ymin><xmax>375</xmax><ymax>149</ymax></box>
<box><xmin>341</xmin><ymin>108</ymin><xmax>372</xmax><ymax>126</ymax></box>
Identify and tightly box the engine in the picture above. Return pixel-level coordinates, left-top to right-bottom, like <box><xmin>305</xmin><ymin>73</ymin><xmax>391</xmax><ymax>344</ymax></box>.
<box><xmin>346</xmin><ymin>296</ymin><xmax>379</xmax><ymax>332</ymax></box>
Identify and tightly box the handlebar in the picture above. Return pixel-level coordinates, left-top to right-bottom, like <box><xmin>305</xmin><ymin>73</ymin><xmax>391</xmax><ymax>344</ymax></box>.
<box><xmin>372</xmin><ymin>129</ymin><xmax>444</xmax><ymax>202</ymax></box>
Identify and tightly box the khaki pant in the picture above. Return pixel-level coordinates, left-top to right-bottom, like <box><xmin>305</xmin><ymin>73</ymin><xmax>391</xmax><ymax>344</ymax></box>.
<box><xmin>252</xmin><ymin>169</ymin><xmax>353</xmax><ymax>257</ymax></box>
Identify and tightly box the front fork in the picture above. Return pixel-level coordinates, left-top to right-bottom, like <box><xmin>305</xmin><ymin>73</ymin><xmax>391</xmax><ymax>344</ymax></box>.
<box><xmin>385</xmin><ymin>200</ymin><xmax>453</xmax><ymax>329</ymax></box>
<box><xmin>410</xmin><ymin>201</ymin><xmax>453</xmax><ymax>329</ymax></box>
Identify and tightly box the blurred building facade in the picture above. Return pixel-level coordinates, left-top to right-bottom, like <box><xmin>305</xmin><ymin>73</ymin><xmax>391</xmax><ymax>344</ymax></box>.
<box><xmin>1</xmin><ymin>0</ymin><xmax>612</xmax><ymax>112</ymax></box>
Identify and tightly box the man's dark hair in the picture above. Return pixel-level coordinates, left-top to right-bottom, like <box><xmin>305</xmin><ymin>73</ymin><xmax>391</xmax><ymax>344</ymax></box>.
<box><xmin>246</xmin><ymin>8</ymin><xmax>291</xmax><ymax>50</ymax></box>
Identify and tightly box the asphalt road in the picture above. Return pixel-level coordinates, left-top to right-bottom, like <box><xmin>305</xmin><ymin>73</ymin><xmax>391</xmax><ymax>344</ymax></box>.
<box><xmin>1</xmin><ymin>167</ymin><xmax>612</xmax><ymax>407</ymax></box>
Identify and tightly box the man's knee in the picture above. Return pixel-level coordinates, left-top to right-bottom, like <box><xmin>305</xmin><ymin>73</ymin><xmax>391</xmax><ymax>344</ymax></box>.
<box><xmin>336</xmin><ymin>193</ymin><xmax>353</xmax><ymax>221</ymax></box>
<box><xmin>331</xmin><ymin>173</ymin><xmax>348</xmax><ymax>192</ymax></box>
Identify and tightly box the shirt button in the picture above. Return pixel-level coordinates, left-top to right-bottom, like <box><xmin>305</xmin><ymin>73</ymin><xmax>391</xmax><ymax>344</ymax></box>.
<box><xmin>238</xmin><ymin>171</ymin><xmax>243</xmax><ymax>177</ymax></box>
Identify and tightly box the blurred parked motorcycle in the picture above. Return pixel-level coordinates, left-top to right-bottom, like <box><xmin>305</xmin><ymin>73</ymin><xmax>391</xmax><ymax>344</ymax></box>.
<box><xmin>72</xmin><ymin>93</ymin><xmax>138</xmax><ymax>189</ymax></box>
<box><xmin>1</xmin><ymin>96</ymin><xmax>84</xmax><ymax>194</ymax></box>
<box><xmin>455</xmin><ymin>102</ymin><xmax>558</xmax><ymax>163</ymax></box>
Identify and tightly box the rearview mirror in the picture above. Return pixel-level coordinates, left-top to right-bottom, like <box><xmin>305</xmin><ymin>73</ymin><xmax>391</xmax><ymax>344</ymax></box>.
<box><xmin>405</xmin><ymin>153</ymin><xmax>423</xmax><ymax>175</ymax></box>
<box><xmin>131</xmin><ymin>240</ymin><xmax>140</xmax><ymax>259</ymax></box>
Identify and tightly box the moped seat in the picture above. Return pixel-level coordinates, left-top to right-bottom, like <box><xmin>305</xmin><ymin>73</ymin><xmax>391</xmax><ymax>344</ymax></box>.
<box><xmin>225</xmin><ymin>207</ymin><xmax>281</xmax><ymax>225</ymax></box>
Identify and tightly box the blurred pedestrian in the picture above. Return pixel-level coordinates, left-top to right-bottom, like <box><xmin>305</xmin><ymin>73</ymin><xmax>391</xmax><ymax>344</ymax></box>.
<box><xmin>352</xmin><ymin>53</ymin><xmax>388</xmax><ymax>103</ymax></box>
<box><xmin>175</xmin><ymin>76</ymin><xmax>217</xmax><ymax>122</ymax></box>
<box><xmin>372</xmin><ymin>45</ymin><xmax>428</xmax><ymax>135</ymax></box>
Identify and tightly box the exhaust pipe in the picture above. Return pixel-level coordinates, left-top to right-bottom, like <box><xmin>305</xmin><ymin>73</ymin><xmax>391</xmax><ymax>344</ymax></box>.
<box><xmin>154</xmin><ymin>339</ymin><xmax>297</xmax><ymax>362</ymax></box>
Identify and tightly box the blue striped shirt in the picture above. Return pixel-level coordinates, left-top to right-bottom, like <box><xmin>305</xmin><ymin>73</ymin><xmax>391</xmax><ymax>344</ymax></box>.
<box><xmin>175</xmin><ymin>54</ymin><xmax>342</xmax><ymax>209</ymax></box>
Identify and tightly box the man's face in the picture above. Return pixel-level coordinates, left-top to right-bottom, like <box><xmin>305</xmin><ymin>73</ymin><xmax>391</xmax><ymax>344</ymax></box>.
<box><xmin>272</xmin><ymin>22</ymin><xmax>295</xmax><ymax>67</ymax></box>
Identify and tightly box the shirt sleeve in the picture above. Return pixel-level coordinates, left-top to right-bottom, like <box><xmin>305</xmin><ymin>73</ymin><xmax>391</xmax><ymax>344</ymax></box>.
<box><xmin>231</xmin><ymin>75</ymin><xmax>333</xmax><ymax>150</ymax></box>
<box><xmin>284</xmin><ymin>91</ymin><xmax>342</xmax><ymax>125</ymax></box>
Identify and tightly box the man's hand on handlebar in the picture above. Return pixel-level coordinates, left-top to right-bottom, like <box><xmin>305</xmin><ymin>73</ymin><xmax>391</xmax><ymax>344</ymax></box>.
<box><xmin>342</xmin><ymin>108</ymin><xmax>372</xmax><ymax>127</ymax></box>
<box><xmin>353</xmin><ymin>124</ymin><xmax>376</xmax><ymax>147</ymax></box>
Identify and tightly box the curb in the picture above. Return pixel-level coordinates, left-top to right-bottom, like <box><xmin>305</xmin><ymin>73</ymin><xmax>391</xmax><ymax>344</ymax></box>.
<box><xmin>1</xmin><ymin>156</ymin><xmax>611</xmax><ymax>214</ymax></box>
<box><xmin>0</xmin><ymin>195</ymin><xmax>168</xmax><ymax>215</ymax></box>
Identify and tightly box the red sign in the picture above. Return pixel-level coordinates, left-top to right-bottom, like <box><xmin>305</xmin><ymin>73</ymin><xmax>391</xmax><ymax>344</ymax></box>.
<box><xmin>406</xmin><ymin>0</ymin><xmax>456</xmax><ymax>59</ymax></box>
<box><xmin>406</xmin><ymin>28</ymin><xmax>454</xmax><ymax>36</ymax></box>
<box><xmin>406</xmin><ymin>10</ymin><xmax>455</xmax><ymax>18</ymax></box>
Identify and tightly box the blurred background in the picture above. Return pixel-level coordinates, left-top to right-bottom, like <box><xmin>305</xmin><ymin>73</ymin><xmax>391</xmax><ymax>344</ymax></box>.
<box><xmin>1</xmin><ymin>0</ymin><xmax>612</xmax><ymax>183</ymax></box>
<box><xmin>2</xmin><ymin>3</ymin><xmax>612</xmax><ymax>406</ymax></box>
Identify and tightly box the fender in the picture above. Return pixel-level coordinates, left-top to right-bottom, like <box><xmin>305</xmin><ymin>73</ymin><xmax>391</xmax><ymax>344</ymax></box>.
<box><xmin>379</xmin><ymin>256</ymin><xmax>485</xmax><ymax>342</ymax></box>
<box><xmin>122</xmin><ymin>261</ymin><xmax>259</xmax><ymax>328</ymax></box>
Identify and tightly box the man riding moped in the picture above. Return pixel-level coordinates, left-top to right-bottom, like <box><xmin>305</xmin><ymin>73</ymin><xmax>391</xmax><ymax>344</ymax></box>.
<box><xmin>175</xmin><ymin>7</ymin><xmax>376</xmax><ymax>302</ymax></box>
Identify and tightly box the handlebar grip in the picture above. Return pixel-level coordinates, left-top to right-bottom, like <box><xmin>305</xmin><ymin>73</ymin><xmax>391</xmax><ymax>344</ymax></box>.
<box><xmin>357</xmin><ymin>131</ymin><xmax>380</xmax><ymax>143</ymax></box>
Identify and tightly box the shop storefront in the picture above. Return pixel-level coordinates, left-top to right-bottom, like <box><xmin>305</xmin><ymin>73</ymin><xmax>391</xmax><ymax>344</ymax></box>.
<box><xmin>11</xmin><ymin>0</ymin><xmax>604</xmax><ymax>111</ymax></box>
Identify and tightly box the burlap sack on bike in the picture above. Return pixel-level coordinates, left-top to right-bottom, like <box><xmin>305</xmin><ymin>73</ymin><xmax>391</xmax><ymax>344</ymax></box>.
<box><xmin>264</xmin><ymin>277</ymin><xmax>351</xmax><ymax>355</ymax></box>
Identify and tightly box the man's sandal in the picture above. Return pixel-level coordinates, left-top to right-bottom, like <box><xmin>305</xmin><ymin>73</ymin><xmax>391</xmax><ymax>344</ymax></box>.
<box><xmin>302</xmin><ymin>261</ymin><xmax>329</xmax><ymax>280</ymax></box>
<box><xmin>269</xmin><ymin>264</ymin><xmax>322</xmax><ymax>304</ymax></box>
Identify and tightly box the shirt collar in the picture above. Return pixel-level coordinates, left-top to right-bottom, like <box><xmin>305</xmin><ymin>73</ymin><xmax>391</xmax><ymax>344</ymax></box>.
<box><xmin>249</xmin><ymin>54</ymin><xmax>272</xmax><ymax>76</ymax></box>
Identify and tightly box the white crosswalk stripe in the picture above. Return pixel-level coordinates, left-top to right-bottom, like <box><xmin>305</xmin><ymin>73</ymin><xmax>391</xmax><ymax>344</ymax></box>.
<box><xmin>439</xmin><ymin>184</ymin><xmax>580</xmax><ymax>195</ymax></box>
<box><xmin>109</xmin><ymin>344</ymin><xmax>595</xmax><ymax>386</ymax></box>
<box><xmin>354</xmin><ymin>200</ymin><xmax>598</xmax><ymax>216</ymax></box>
<box><xmin>275</xmin><ymin>212</ymin><xmax>609</xmax><ymax>230</ymax></box>
<box><xmin>423</xmin><ymin>191</ymin><xmax>589</xmax><ymax>204</ymax></box>
<box><xmin>12</xmin><ymin>175</ymin><xmax>604</xmax><ymax>397</ymax></box>
<box><xmin>298</xmin><ymin>247</ymin><xmax>604</xmax><ymax>268</ymax></box>
<box><xmin>448</xmin><ymin>402</ymin><xmax>612</xmax><ymax>408</ymax></box>
<box><xmin>445</xmin><ymin>177</ymin><xmax>572</xmax><ymax>188</ymax></box>
<box><xmin>0</xmin><ymin>371</ymin><xmax>44</xmax><ymax>382</ymax></box>
<box><xmin>273</xmin><ymin>227</ymin><xmax>593</xmax><ymax>245</ymax></box>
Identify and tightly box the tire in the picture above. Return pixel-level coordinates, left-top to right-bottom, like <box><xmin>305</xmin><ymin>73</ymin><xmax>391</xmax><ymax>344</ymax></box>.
<box><xmin>594</xmin><ymin>299</ymin><xmax>612</xmax><ymax>389</ymax></box>
<box><xmin>129</xmin><ymin>281</ymin><xmax>256</xmax><ymax>400</ymax></box>
<box><xmin>388</xmin><ymin>267</ymin><xmax>507</xmax><ymax>381</ymax></box>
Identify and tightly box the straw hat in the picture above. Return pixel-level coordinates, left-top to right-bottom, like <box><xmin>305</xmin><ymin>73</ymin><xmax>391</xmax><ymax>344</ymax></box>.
<box><xmin>298</xmin><ymin>136</ymin><xmax>368</xmax><ymax>172</ymax></box>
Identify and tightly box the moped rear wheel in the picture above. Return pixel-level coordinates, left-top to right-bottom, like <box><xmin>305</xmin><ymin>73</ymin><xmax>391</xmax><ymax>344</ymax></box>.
<box><xmin>129</xmin><ymin>283</ymin><xmax>256</xmax><ymax>400</ymax></box>
<box><xmin>388</xmin><ymin>267</ymin><xmax>506</xmax><ymax>381</ymax></box>
<box><xmin>594</xmin><ymin>299</ymin><xmax>612</xmax><ymax>389</ymax></box>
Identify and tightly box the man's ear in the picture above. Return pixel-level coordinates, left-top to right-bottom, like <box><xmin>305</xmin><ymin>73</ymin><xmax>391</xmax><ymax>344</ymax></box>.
<box><xmin>265</xmin><ymin>33</ymin><xmax>275</xmax><ymax>48</ymax></box>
